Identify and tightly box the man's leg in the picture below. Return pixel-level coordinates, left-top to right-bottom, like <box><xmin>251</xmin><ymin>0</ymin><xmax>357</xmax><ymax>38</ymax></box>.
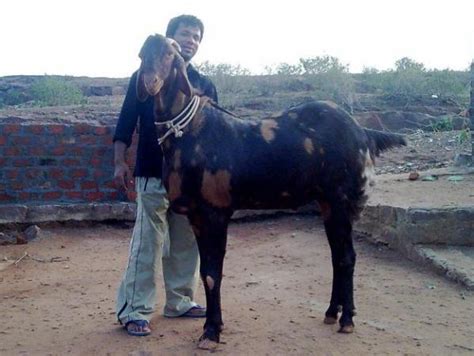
<box><xmin>116</xmin><ymin>177</ymin><xmax>169</xmax><ymax>327</ymax></box>
<box><xmin>162</xmin><ymin>209</ymin><xmax>201</xmax><ymax>317</ymax></box>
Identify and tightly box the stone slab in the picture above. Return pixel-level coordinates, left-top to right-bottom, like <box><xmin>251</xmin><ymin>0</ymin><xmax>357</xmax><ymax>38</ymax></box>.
<box><xmin>0</xmin><ymin>202</ymin><xmax>136</xmax><ymax>225</ymax></box>
<box><xmin>413</xmin><ymin>245</ymin><xmax>474</xmax><ymax>290</ymax></box>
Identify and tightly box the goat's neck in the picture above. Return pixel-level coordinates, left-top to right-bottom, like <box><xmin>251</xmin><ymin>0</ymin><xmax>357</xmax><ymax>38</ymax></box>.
<box><xmin>155</xmin><ymin>90</ymin><xmax>192</xmax><ymax>127</ymax></box>
<box><xmin>154</xmin><ymin>69</ymin><xmax>191</xmax><ymax>119</ymax></box>
<box><xmin>153</xmin><ymin>78</ymin><xmax>194</xmax><ymax>157</ymax></box>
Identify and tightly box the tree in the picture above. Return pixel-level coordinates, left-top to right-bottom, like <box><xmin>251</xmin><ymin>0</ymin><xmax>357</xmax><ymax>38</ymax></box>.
<box><xmin>299</xmin><ymin>55</ymin><xmax>349</xmax><ymax>75</ymax></box>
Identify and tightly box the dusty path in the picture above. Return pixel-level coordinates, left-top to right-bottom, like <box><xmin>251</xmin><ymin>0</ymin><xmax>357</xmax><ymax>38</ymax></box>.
<box><xmin>1</xmin><ymin>215</ymin><xmax>473</xmax><ymax>355</ymax></box>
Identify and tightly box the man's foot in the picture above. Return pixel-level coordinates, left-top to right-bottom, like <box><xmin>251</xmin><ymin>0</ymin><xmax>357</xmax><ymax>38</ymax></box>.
<box><xmin>167</xmin><ymin>305</ymin><xmax>206</xmax><ymax>318</ymax></box>
<box><xmin>180</xmin><ymin>305</ymin><xmax>206</xmax><ymax>318</ymax></box>
<box><xmin>125</xmin><ymin>320</ymin><xmax>151</xmax><ymax>336</ymax></box>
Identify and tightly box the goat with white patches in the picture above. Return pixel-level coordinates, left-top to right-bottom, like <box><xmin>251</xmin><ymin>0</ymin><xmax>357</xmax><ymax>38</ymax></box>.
<box><xmin>136</xmin><ymin>34</ymin><xmax>406</xmax><ymax>349</ymax></box>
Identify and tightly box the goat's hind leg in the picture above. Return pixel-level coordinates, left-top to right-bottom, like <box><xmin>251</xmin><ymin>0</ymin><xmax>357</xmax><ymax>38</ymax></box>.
<box><xmin>322</xmin><ymin>202</ymin><xmax>356</xmax><ymax>333</ymax></box>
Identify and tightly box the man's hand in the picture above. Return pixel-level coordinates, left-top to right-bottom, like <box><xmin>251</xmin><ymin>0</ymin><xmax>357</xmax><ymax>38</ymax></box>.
<box><xmin>114</xmin><ymin>141</ymin><xmax>133</xmax><ymax>191</ymax></box>
<box><xmin>114</xmin><ymin>161</ymin><xmax>133</xmax><ymax>191</ymax></box>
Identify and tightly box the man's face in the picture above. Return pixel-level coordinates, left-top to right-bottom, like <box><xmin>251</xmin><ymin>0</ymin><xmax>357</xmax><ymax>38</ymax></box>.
<box><xmin>171</xmin><ymin>23</ymin><xmax>202</xmax><ymax>62</ymax></box>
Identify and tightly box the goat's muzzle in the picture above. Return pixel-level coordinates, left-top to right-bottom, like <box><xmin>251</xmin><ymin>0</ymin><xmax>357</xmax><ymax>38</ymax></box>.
<box><xmin>143</xmin><ymin>73</ymin><xmax>164</xmax><ymax>96</ymax></box>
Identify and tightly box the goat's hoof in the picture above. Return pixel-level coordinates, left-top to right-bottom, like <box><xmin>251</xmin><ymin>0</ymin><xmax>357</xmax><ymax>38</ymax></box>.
<box><xmin>338</xmin><ymin>324</ymin><xmax>354</xmax><ymax>333</ymax></box>
<box><xmin>324</xmin><ymin>316</ymin><xmax>338</xmax><ymax>325</ymax></box>
<box><xmin>198</xmin><ymin>338</ymin><xmax>219</xmax><ymax>350</ymax></box>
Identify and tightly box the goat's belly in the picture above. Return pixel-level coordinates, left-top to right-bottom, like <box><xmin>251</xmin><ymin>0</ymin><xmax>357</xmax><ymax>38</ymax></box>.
<box><xmin>234</xmin><ymin>190</ymin><xmax>317</xmax><ymax>211</ymax></box>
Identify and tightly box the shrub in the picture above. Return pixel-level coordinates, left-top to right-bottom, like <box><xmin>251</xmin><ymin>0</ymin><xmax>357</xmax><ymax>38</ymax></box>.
<box><xmin>30</xmin><ymin>76</ymin><xmax>85</xmax><ymax>106</ymax></box>
<box><xmin>0</xmin><ymin>89</ymin><xmax>27</xmax><ymax>107</ymax></box>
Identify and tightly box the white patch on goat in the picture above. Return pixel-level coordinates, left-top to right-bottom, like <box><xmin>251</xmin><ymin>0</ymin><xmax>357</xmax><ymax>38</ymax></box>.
<box><xmin>361</xmin><ymin>149</ymin><xmax>375</xmax><ymax>191</ymax></box>
<box><xmin>206</xmin><ymin>276</ymin><xmax>215</xmax><ymax>290</ymax></box>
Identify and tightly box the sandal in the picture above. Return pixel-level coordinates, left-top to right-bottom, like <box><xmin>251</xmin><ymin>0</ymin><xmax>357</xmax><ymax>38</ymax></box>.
<box><xmin>125</xmin><ymin>320</ymin><xmax>151</xmax><ymax>336</ymax></box>
<box><xmin>179</xmin><ymin>305</ymin><xmax>206</xmax><ymax>318</ymax></box>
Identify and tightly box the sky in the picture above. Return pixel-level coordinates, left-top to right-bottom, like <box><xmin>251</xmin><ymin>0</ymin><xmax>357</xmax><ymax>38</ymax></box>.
<box><xmin>1</xmin><ymin>0</ymin><xmax>473</xmax><ymax>77</ymax></box>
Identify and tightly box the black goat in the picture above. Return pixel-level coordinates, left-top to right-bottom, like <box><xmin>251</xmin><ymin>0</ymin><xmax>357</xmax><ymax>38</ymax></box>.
<box><xmin>136</xmin><ymin>34</ymin><xmax>406</xmax><ymax>349</ymax></box>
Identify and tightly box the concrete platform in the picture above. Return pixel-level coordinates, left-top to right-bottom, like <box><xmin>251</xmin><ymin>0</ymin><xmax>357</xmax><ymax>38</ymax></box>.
<box><xmin>356</xmin><ymin>167</ymin><xmax>474</xmax><ymax>289</ymax></box>
<box><xmin>414</xmin><ymin>245</ymin><xmax>474</xmax><ymax>290</ymax></box>
<box><xmin>0</xmin><ymin>202</ymin><xmax>136</xmax><ymax>225</ymax></box>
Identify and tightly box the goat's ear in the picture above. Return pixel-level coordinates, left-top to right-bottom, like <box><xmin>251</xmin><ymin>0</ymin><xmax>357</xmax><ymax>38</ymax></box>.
<box><xmin>136</xmin><ymin>70</ymin><xmax>149</xmax><ymax>102</ymax></box>
<box><xmin>174</xmin><ymin>56</ymin><xmax>193</xmax><ymax>97</ymax></box>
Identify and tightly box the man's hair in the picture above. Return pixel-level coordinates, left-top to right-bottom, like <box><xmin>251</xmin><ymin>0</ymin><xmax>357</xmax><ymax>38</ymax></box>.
<box><xmin>166</xmin><ymin>15</ymin><xmax>204</xmax><ymax>42</ymax></box>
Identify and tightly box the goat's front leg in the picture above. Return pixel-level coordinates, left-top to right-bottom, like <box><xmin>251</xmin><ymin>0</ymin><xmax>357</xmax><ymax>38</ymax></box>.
<box><xmin>189</xmin><ymin>209</ymin><xmax>230</xmax><ymax>350</ymax></box>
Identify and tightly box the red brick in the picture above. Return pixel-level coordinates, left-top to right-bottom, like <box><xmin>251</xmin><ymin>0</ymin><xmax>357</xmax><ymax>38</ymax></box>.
<box><xmin>84</xmin><ymin>192</ymin><xmax>105</xmax><ymax>201</ymax></box>
<box><xmin>10</xmin><ymin>182</ymin><xmax>24</xmax><ymax>190</ymax></box>
<box><xmin>28</xmin><ymin>147</ymin><xmax>46</xmax><ymax>155</ymax></box>
<box><xmin>68</xmin><ymin>147</ymin><xmax>83</xmax><ymax>156</ymax></box>
<box><xmin>25</xmin><ymin>169</ymin><xmax>41</xmax><ymax>179</ymax></box>
<box><xmin>79</xmin><ymin>135</ymin><xmax>97</xmax><ymax>145</ymax></box>
<box><xmin>49</xmin><ymin>169</ymin><xmax>64</xmax><ymax>179</ymax></box>
<box><xmin>13</xmin><ymin>158</ymin><xmax>34</xmax><ymax>167</ymax></box>
<box><xmin>94</xmin><ymin>147</ymin><xmax>108</xmax><ymax>156</ymax></box>
<box><xmin>0</xmin><ymin>136</ymin><xmax>6</xmax><ymax>145</ymax></box>
<box><xmin>27</xmin><ymin>125</ymin><xmax>45</xmax><ymax>134</ymax></box>
<box><xmin>100</xmin><ymin>135</ymin><xmax>113</xmax><ymax>145</ymax></box>
<box><xmin>104</xmin><ymin>180</ymin><xmax>116</xmax><ymax>189</ymax></box>
<box><xmin>107</xmin><ymin>191</ymin><xmax>119</xmax><ymax>200</ymax></box>
<box><xmin>93</xmin><ymin>170</ymin><xmax>106</xmax><ymax>179</ymax></box>
<box><xmin>63</xmin><ymin>159</ymin><xmax>80</xmax><ymax>166</ymax></box>
<box><xmin>19</xmin><ymin>192</ymin><xmax>31</xmax><ymax>201</ymax></box>
<box><xmin>81</xmin><ymin>181</ymin><xmax>97</xmax><ymax>190</ymax></box>
<box><xmin>0</xmin><ymin>193</ymin><xmax>15</xmax><ymax>201</ymax></box>
<box><xmin>4</xmin><ymin>147</ymin><xmax>21</xmax><ymax>156</ymax></box>
<box><xmin>47</xmin><ymin>125</ymin><xmax>65</xmax><ymax>134</ymax></box>
<box><xmin>66</xmin><ymin>191</ymin><xmax>83</xmax><ymax>200</ymax></box>
<box><xmin>71</xmin><ymin>169</ymin><xmax>88</xmax><ymax>178</ymax></box>
<box><xmin>58</xmin><ymin>180</ymin><xmax>75</xmax><ymax>189</ymax></box>
<box><xmin>52</xmin><ymin>146</ymin><xmax>66</xmax><ymax>156</ymax></box>
<box><xmin>14</xmin><ymin>136</ymin><xmax>31</xmax><ymax>145</ymax></box>
<box><xmin>127</xmin><ymin>191</ymin><xmax>137</xmax><ymax>202</ymax></box>
<box><xmin>43</xmin><ymin>192</ymin><xmax>62</xmax><ymax>200</ymax></box>
<box><xmin>90</xmin><ymin>158</ymin><xmax>102</xmax><ymax>167</ymax></box>
<box><xmin>94</xmin><ymin>127</ymin><xmax>110</xmax><ymax>135</ymax></box>
<box><xmin>3</xmin><ymin>124</ymin><xmax>20</xmax><ymax>134</ymax></box>
<box><xmin>6</xmin><ymin>170</ymin><xmax>19</xmax><ymax>179</ymax></box>
<box><xmin>74</xmin><ymin>124</ymin><xmax>92</xmax><ymax>135</ymax></box>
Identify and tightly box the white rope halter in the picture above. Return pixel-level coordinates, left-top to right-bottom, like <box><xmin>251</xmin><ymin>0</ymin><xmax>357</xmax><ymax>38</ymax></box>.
<box><xmin>156</xmin><ymin>95</ymin><xmax>201</xmax><ymax>145</ymax></box>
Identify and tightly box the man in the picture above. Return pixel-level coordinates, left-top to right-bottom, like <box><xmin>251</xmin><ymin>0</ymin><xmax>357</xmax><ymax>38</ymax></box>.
<box><xmin>114</xmin><ymin>14</ymin><xmax>218</xmax><ymax>337</ymax></box>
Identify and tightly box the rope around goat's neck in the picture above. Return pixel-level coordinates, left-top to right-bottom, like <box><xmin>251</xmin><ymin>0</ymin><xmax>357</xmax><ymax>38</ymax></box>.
<box><xmin>156</xmin><ymin>95</ymin><xmax>201</xmax><ymax>145</ymax></box>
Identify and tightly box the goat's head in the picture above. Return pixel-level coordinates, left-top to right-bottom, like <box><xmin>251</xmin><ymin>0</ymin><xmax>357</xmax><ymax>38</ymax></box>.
<box><xmin>136</xmin><ymin>34</ymin><xmax>192</xmax><ymax>102</ymax></box>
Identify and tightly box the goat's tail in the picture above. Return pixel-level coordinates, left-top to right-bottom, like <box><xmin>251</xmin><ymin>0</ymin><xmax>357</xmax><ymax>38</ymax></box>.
<box><xmin>364</xmin><ymin>128</ymin><xmax>406</xmax><ymax>156</ymax></box>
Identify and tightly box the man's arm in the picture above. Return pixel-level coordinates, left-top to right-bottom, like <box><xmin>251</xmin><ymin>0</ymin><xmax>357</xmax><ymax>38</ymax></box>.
<box><xmin>113</xmin><ymin>72</ymin><xmax>139</xmax><ymax>190</ymax></box>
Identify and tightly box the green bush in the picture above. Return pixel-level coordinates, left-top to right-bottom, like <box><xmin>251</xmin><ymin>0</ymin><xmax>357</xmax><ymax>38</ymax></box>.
<box><xmin>431</xmin><ymin>115</ymin><xmax>454</xmax><ymax>132</ymax></box>
<box><xmin>195</xmin><ymin>56</ymin><xmax>468</xmax><ymax>114</ymax></box>
<box><xmin>30</xmin><ymin>76</ymin><xmax>85</xmax><ymax>106</ymax></box>
<box><xmin>0</xmin><ymin>89</ymin><xmax>27</xmax><ymax>107</ymax></box>
<box><xmin>360</xmin><ymin>58</ymin><xmax>469</xmax><ymax>106</ymax></box>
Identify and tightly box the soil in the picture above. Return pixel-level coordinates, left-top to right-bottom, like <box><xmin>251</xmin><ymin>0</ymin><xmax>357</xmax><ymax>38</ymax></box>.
<box><xmin>0</xmin><ymin>215</ymin><xmax>473</xmax><ymax>355</ymax></box>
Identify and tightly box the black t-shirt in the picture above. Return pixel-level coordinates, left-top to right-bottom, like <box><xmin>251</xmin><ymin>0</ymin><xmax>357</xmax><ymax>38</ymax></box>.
<box><xmin>113</xmin><ymin>65</ymin><xmax>218</xmax><ymax>178</ymax></box>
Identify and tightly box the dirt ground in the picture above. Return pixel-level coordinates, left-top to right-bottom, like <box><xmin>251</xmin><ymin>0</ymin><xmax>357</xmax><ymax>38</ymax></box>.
<box><xmin>0</xmin><ymin>215</ymin><xmax>473</xmax><ymax>355</ymax></box>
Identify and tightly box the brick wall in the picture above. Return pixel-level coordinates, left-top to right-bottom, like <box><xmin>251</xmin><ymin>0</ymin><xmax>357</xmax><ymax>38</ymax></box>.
<box><xmin>0</xmin><ymin>122</ymin><xmax>136</xmax><ymax>204</ymax></box>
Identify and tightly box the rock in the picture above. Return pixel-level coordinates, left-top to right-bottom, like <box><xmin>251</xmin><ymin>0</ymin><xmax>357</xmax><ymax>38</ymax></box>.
<box><xmin>408</xmin><ymin>172</ymin><xmax>419</xmax><ymax>181</ymax></box>
<box><xmin>0</xmin><ymin>232</ymin><xmax>16</xmax><ymax>245</ymax></box>
<box><xmin>24</xmin><ymin>225</ymin><xmax>41</xmax><ymax>242</ymax></box>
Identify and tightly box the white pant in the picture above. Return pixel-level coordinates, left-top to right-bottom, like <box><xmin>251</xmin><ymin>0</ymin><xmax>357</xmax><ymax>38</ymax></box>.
<box><xmin>116</xmin><ymin>177</ymin><xmax>200</xmax><ymax>324</ymax></box>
